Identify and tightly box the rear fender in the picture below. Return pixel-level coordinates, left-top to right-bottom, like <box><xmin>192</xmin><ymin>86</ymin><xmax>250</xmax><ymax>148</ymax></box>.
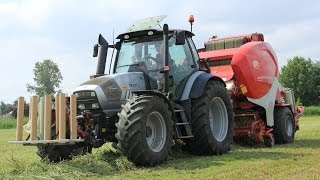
<box><xmin>180</xmin><ymin>71</ymin><xmax>225</xmax><ymax>101</ymax></box>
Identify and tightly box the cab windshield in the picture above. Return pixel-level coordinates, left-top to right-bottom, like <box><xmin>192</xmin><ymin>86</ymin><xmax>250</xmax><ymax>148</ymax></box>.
<box><xmin>114</xmin><ymin>35</ymin><xmax>196</xmax><ymax>92</ymax></box>
<box><xmin>115</xmin><ymin>36</ymin><xmax>164</xmax><ymax>74</ymax></box>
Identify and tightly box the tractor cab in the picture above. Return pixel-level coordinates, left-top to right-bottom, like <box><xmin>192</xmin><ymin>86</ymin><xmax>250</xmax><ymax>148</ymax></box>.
<box><xmin>113</xmin><ymin>28</ymin><xmax>199</xmax><ymax>98</ymax></box>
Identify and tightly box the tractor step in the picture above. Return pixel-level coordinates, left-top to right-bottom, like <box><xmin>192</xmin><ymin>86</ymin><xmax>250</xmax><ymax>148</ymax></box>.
<box><xmin>174</xmin><ymin>104</ymin><xmax>194</xmax><ymax>139</ymax></box>
<box><xmin>174</xmin><ymin>110</ymin><xmax>184</xmax><ymax>112</ymax></box>
<box><xmin>176</xmin><ymin>122</ymin><xmax>189</xmax><ymax>125</ymax></box>
<box><xmin>177</xmin><ymin>135</ymin><xmax>194</xmax><ymax>139</ymax></box>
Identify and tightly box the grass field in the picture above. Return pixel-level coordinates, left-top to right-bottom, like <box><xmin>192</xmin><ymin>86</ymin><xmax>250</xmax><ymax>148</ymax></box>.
<box><xmin>0</xmin><ymin>116</ymin><xmax>319</xmax><ymax>179</ymax></box>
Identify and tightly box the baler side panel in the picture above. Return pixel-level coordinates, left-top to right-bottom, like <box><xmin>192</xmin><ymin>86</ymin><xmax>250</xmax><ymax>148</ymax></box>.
<box><xmin>231</xmin><ymin>42</ymin><xmax>279</xmax><ymax>99</ymax></box>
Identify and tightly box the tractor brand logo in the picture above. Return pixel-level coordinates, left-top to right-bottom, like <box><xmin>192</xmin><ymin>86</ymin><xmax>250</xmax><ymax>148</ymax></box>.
<box><xmin>129</xmin><ymin>83</ymin><xmax>138</xmax><ymax>88</ymax></box>
<box><xmin>252</xmin><ymin>60</ymin><xmax>260</xmax><ymax>69</ymax></box>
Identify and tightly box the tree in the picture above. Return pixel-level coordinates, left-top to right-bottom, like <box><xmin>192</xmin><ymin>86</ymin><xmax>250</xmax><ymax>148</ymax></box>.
<box><xmin>0</xmin><ymin>101</ymin><xmax>14</xmax><ymax>116</ymax></box>
<box><xmin>0</xmin><ymin>101</ymin><xmax>7</xmax><ymax>115</ymax></box>
<box><xmin>10</xmin><ymin>100</ymin><xmax>29</xmax><ymax>118</ymax></box>
<box><xmin>26</xmin><ymin>59</ymin><xmax>63</xmax><ymax>97</ymax></box>
<box><xmin>280</xmin><ymin>56</ymin><xmax>320</xmax><ymax>106</ymax></box>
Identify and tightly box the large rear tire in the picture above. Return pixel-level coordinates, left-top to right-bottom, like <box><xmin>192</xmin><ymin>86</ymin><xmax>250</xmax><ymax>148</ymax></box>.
<box><xmin>186</xmin><ymin>80</ymin><xmax>234</xmax><ymax>155</ymax></box>
<box><xmin>273</xmin><ymin>107</ymin><xmax>295</xmax><ymax>144</ymax></box>
<box><xmin>115</xmin><ymin>95</ymin><xmax>173</xmax><ymax>166</ymax></box>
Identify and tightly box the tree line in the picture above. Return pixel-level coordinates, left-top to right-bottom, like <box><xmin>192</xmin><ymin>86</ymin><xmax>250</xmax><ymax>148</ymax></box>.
<box><xmin>279</xmin><ymin>56</ymin><xmax>320</xmax><ymax>106</ymax></box>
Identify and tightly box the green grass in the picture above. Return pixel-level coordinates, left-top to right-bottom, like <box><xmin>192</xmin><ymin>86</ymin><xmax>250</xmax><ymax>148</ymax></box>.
<box><xmin>0</xmin><ymin>116</ymin><xmax>319</xmax><ymax>179</ymax></box>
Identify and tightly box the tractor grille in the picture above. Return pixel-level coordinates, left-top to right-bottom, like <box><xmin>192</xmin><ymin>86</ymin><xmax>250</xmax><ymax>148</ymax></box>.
<box><xmin>74</xmin><ymin>91</ymin><xmax>101</xmax><ymax>111</ymax></box>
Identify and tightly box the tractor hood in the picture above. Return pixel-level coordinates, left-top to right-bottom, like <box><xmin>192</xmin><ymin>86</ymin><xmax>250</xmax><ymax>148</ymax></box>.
<box><xmin>73</xmin><ymin>72</ymin><xmax>147</xmax><ymax>112</ymax></box>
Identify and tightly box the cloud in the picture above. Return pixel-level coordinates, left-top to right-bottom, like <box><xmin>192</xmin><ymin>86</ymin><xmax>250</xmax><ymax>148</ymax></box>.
<box><xmin>0</xmin><ymin>0</ymin><xmax>52</xmax><ymax>31</ymax></box>
<box><xmin>0</xmin><ymin>0</ymin><xmax>319</xmax><ymax>103</ymax></box>
<box><xmin>266</xmin><ymin>18</ymin><xmax>320</xmax><ymax>66</ymax></box>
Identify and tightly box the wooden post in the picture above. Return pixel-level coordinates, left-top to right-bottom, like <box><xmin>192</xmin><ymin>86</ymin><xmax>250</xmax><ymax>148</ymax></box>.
<box><xmin>16</xmin><ymin>97</ymin><xmax>24</xmax><ymax>141</ymax></box>
<box><xmin>39</xmin><ymin>97</ymin><xmax>44</xmax><ymax>140</ymax></box>
<box><xmin>28</xmin><ymin>97</ymin><xmax>33</xmax><ymax>134</ymax></box>
<box><xmin>44</xmin><ymin>95</ymin><xmax>52</xmax><ymax>140</ymax></box>
<box><xmin>58</xmin><ymin>93</ymin><xmax>66</xmax><ymax>140</ymax></box>
<box><xmin>55</xmin><ymin>94</ymin><xmax>60</xmax><ymax>136</ymax></box>
<box><xmin>70</xmin><ymin>94</ymin><xmax>77</xmax><ymax>139</ymax></box>
<box><xmin>30</xmin><ymin>96</ymin><xmax>38</xmax><ymax>141</ymax></box>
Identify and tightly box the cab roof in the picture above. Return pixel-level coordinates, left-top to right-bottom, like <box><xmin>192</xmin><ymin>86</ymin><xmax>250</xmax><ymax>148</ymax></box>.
<box><xmin>116</xmin><ymin>28</ymin><xmax>194</xmax><ymax>40</ymax></box>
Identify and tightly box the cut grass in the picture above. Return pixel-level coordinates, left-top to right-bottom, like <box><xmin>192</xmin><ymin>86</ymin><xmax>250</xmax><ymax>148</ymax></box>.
<box><xmin>0</xmin><ymin>116</ymin><xmax>319</xmax><ymax>179</ymax></box>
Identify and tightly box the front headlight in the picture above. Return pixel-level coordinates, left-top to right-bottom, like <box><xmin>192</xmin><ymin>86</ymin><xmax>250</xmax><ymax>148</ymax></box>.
<box><xmin>91</xmin><ymin>103</ymin><xmax>99</xmax><ymax>109</ymax></box>
<box><xmin>78</xmin><ymin>104</ymin><xmax>85</xmax><ymax>110</ymax></box>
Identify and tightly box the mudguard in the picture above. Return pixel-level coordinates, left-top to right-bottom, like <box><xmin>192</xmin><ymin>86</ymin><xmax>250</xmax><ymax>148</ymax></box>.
<box><xmin>180</xmin><ymin>71</ymin><xmax>225</xmax><ymax>101</ymax></box>
<box><xmin>132</xmin><ymin>90</ymin><xmax>174</xmax><ymax>112</ymax></box>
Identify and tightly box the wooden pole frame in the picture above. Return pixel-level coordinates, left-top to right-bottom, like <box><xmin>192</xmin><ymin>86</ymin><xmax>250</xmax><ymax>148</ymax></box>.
<box><xmin>10</xmin><ymin>93</ymin><xmax>83</xmax><ymax>145</ymax></box>
<box><xmin>30</xmin><ymin>96</ymin><xmax>38</xmax><ymax>141</ymax></box>
<box><xmin>16</xmin><ymin>97</ymin><xmax>24</xmax><ymax>141</ymax></box>
<box><xmin>39</xmin><ymin>97</ymin><xmax>44</xmax><ymax>140</ymax></box>
<box><xmin>44</xmin><ymin>95</ymin><xmax>52</xmax><ymax>140</ymax></box>
<box><xmin>58</xmin><ymin>93</ymin><xmax>66</xmax><ymax>140</ymax></box>
<box><xmin>55</xmin><ymin>94</ymin><xmax>60</xmax><ymax>137</ymax></box>
<box><xmin>70</xmin><ymin>94</ymin><xmax>77</xmax><ymax>140</ymax></box>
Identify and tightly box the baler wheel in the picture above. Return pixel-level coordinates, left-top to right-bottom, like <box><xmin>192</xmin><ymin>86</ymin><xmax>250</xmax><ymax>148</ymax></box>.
<box><xmin>115</xmin><ymin>95</ymin><xmax>173</xmax><ymax>166</ymax></box>
<box><xmin>186</xmin><ymin>80</ymin><xmax>234</xmax><ymax>155</ymax></box>
<box><xmin>274</xmin><ymin>107</ymin><xmax>295</xmax><ymax>144</ymax></box>
<box><xmin>263</xmin><ymin>134</ymin><xmax>275</xmax><ymax>147</ymax></box>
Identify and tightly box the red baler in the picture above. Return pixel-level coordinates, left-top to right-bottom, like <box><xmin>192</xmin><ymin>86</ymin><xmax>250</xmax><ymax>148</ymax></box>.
<box><xmin>199</xmin><ymin>33</ymin><xmax>304</xmax><ymax>146</ymax></box>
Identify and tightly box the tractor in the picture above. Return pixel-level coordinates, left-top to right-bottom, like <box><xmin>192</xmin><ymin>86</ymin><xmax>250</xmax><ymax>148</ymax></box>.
<box><xmin>36</xmin><ymin>16</ymin><xmax>234</xmax><ymax>166</ymax></box>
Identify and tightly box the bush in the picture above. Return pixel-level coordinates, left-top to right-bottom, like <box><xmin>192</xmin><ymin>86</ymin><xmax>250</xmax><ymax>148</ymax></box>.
<box><xmin>303</xmin><ymin>106</ymin><xmax>320</xmax><ymax>116</ymax></box>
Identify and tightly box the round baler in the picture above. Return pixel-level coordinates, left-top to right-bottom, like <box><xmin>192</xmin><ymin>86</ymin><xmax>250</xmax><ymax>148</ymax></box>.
<box><xmin>198</xmin><ymin>33</ymin><xmax>304</xmax><ymax>146</ymax></box>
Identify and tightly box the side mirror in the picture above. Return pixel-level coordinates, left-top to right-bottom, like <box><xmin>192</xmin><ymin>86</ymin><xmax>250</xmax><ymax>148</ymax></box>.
<box><xmin>93</xmin><ymin>44</ymin><xmax>99</xmax><ymax>57</ymax></box>
<box><xmin>175</xmin><ymin>31</ymin><xmax>185</xmax><ymax>45</ymax></box>
<box><xmin>115</xmin><ymin>41</ymin><xmax>121</xmax><ymax>50</ymax></box>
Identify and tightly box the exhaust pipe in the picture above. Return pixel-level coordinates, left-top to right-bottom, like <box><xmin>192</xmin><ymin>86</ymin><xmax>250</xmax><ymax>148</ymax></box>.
<box><xmin>163</xmin><ymin>24</ymin><xmax>169</xmax><ymax>93</ymax></box>
<box><xmin>95</xmin><ymin>34</ymin><xmax>109</xmax><ymax>75</ymax></box>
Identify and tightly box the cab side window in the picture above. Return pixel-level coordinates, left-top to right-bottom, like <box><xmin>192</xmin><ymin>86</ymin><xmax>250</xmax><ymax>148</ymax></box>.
<box><xmin>169</xmin><ymin>39</ymin><xmax>195</xmax><ymax>84</ymax></box>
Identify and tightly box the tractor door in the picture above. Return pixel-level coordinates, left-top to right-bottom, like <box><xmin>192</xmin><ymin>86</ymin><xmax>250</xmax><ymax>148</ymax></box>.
<box><xmin>169</xmin><ymin>37</ymin><xmax>198</xmax><ymax>99</ymax></box>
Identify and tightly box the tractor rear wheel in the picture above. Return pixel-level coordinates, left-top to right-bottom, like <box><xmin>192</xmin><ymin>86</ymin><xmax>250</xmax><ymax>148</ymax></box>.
<box><xmin>273</xmin><ymin>107</ymin><xmax>295</xmax><ymax>144</ymax></box>
<box><xmin>116</xmin><ymin>95</ymin><xmax>173</xmax><ymax>166</ymax></box>
<box><xmin>186</xmin><ymin>80</ymin><xmax>233</xmax><ymax>155</ymax></box>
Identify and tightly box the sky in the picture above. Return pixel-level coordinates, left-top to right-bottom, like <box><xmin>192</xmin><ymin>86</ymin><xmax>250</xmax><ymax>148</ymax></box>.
<box><xmin>0</xmin><ymin>0</ymin><xmax>319</xmax><ymax>103</ymax></box>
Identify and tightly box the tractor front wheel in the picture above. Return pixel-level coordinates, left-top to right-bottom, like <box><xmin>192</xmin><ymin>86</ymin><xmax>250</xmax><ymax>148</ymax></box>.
<box><xmin>116</xmin><ymin>95</ymin><xmax>173</xmax><ymax>166</ymax></box>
